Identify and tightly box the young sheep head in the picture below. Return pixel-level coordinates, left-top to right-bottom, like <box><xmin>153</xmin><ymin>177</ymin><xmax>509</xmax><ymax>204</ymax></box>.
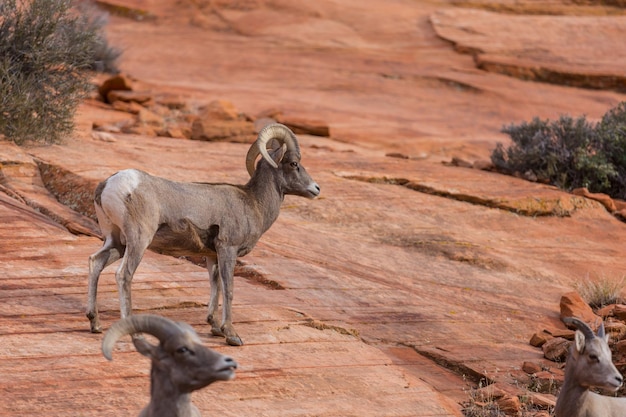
<box><xmin>102</xmin><ymin>314</ymin><xmax>237</xmax><ymax>400</ymax></box>
<box><xmin>564</xmin><ymin>316</ymin><xmax>623</xmax><ymax>392</ymax></box>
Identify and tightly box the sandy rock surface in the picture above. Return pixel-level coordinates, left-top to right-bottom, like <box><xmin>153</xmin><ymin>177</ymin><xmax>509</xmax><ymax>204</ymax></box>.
<box><xmin>2</xmin><ymin>0</ymin><xmax>626</xmax><ymax>416</ymax></box>
<box><xmin>431</xmin><ymin>7</ymin><xmax>626</xmax><ymax>90</ymax></box>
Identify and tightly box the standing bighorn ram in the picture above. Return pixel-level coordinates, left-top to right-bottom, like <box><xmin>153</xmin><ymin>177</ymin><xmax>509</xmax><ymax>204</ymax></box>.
<box><xmin>87</xmin><ymin>123</ymin><xmax>320</xmax><ymax>345</ymax></box>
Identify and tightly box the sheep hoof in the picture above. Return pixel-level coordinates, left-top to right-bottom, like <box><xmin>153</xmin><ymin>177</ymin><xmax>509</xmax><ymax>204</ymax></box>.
<box><xmin>86</xmin><ymin>311</ymin><xmax>102</xmax><ymax>333</ymax></box>
<box><xmin>211</xmin><ymin>327</ymin><xmax>225</xmax><ymax>337</ymax></box>
<box><xmin>88</xmin><ymin>318</ymin><xmax>102</xmax><ymax>333</ymax></box>
<box><xmin>226</xmin><ymin>335</ymin><xmax>243</xmax><ymax>346</ymax></box>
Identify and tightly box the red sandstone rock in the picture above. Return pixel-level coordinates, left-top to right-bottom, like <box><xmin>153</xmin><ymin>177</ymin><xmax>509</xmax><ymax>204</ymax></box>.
<box><xmin>616</xmin><ymin>340</ymin><xmax>626</xmax><ymax>355</ymax></box>
<box><xmin>122</xmin><ymin>124</ymin><xmax>157</xmax><ymax>137</ymax></box>
<box><xmin>275</xmin><ymin>115</ymin><xmax>331</xmax><ymax>137</ymax></box>
<box><xmin>572</xmin><ymin>187</ymin><xmax>617</xmax><ymax>212</ymax></box>
<box><xmin>529</xmin><ymin>332</ymin><xmax>552</xmax><ymax>347</ymax></box>
<box><xmin>542</xmin><ymin>337</ymin><xmax>570</xmax><ymax>361</ymax></box>
<box><xmin>547</xmin><ymin>328</ymin><xmax>575</xmax><ymax>340</ymax></box>
<box><xmin>137</xmin><ymin>107</ymin><xmax>165</xmax><ymax>127</ymax></box>
<box><xmin>597</xmin><ymin>303</ymin><xmax>617</xmax><ymax>318</ymax></box>
<box><xmin>198</xmin><ymin>100</ymin><xmax>241</xmax><ymax>121</ymax></box>
<box><xmin>386</xmin><ymin>152</ymin><xmax>410</xmax><ymax>159</ymax></box>
<box><xmin>615</xmin><ymin>199</ymin><xmax>626</xmax><ymax>211</ymax></box>
<box><xmin>560</xmin><ymin>291</ymin><xmax>602</xmax><ymax>328</ymax></box>
<box><xmin>473</xmin><ymin>382</ymin><xmax>525</xmax><ymax>404</ymax></box>
<box><xmin>605</xmin><ymin>320</ymin><xmax>626</xmax><ymax>342</ymax></box>
<box><xmin>190</xmin><ymin>100</ymin><xmax>255</xmax><ymax>142</ymax></box>
<box><xmin>157</xmin><ymin>126</ymin><xmax>187</xmax><ymax>139</ymax></box>
<box><xmin>522</xmin><ymin>361</ymin><xmax>542</xmax><ymax>375</ymax></box>
<box><xmin>190</xmin><ymin>119</ymin><xmax>255</xmax><ymax>142</ymax></box>
<box><xmin>496</xmin><ymin>395</ymin><xmax>521</xmax><ymax>414</ymax></box>
<box><xmin>449</xmin><ymin>156</ymin><xmax>473</xmax><ymax>168</ymax></box>
<box><xmin>472</xmin><ymin>159</ymin><xmax>494</xmax><ymax>171</ymax></box>
<box><xmin>533</xmin><ymin>371</ymin><xmax>562</xmax><ymax>393</ymax></box>
<box><xmin>107</xmin><ymin>90</ymin><xmax>153</xmax><ymax>105</ymax></box>
<box><xmin>430</xmin><ymin>8</ymin><xmax>626</xmax><ymax>91</ymax></box>
<box><xmin>156</xmin><ymin>94</ymin><xmax>188</xmax><ymax>110</ymax></box>
<box><xmin>98</xmin><ymin>74</ymin><xmax>134</xmax><ymax>102</ymax></box>
<box><xmin>112</xmin><ymin>100</ymin><xmax>144</xmax><ymax>114</ymax></box>
<box><xmin>528</xmin><ymin>392</ymin><xmax>556</xmax><ymax>409</ymax></box>
<box><xmin>614</xmin><ymin>304</ymin><xmax>626</xmax><ymax>321</ymax></box>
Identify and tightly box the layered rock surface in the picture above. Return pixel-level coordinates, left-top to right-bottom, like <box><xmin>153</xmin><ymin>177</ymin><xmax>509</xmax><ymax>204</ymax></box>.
<box><xmin>430</xmin><ymin>7</ymin><xmax>626</xmax><ymax>90</ymax></box>
<box><xmin>1</xmin><ymin>0</ymin><xmax>626</xmax><ymax>416</ymax></box>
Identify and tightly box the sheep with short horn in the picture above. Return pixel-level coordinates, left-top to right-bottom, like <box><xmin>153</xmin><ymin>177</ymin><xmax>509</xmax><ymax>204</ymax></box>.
<box><xmin>86</xmin><ymin>123</ymin><xmax>320</xmax><ymax>345</ymax></box>
<box><xmin>102</xmin><ymin>314</ymin><xmax>237</xmax><ymax>417</ymax></box>
<box><xmin>555</xmin><ymin>317</ymin><xmax>626</xmax><ymax>417</ymax></box>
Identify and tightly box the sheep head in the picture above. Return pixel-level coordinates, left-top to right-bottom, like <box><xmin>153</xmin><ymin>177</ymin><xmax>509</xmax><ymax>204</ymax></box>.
<box><xmin>102</xmin><ymin>314</ymin><xmax>237</xmax><ymax>393</ymax></box>
<box><xmin>245</xmin><ymin>123</ymin><xmax>320</xmax><ymax>199</ymax></box>
<box><xmin>564</xmin><ymin>316</ymin><xmax>623</xmax><ymax>392</ymax></box>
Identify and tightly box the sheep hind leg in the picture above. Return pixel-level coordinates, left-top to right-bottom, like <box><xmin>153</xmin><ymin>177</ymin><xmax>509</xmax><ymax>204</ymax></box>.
<box><xmin>86</xmin><ymin>238</ymin><xmax>122</xmax><ymax>333</ymax></box>
<box><xmin>206</xmin><ymin>258</ymin><xmax>224</xmax><ymax>337</ymax></box>
<box><xmin>115</xmin><ymin>235</ymin><xmax>151</xmax><ymax>320</ymax></box>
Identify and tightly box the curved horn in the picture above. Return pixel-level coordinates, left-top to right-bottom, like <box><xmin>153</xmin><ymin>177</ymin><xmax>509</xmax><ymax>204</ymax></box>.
<box><xmin>102</xmin><ymin>314</ymin><xmax>182</xmax><ymax>360</ymax></box>
<box><xmin>563</xmin><ymin>317</ymin><xmax>596</xmax><ymax>340</ymax></box>
<box><xmin>246</xmin><ymin>123</ymin><xmax>300</xmax><ymax>176</ymax></box>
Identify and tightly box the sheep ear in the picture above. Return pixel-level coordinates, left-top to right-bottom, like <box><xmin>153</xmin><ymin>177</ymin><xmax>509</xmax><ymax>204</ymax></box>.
<box><xmin>132</xmin><ymin>335</ymin><xmax>158</xmax><ymax>359</ymax></box>
<box><xmin>270</xmin><ymin>144</ymin><xmax>287</xmax><ymax>166</ymax></box>
<box><xmin>574</xmin><ymin>330</ymin><xmax>586</xmax><ymax>354</ymax></box>
<box><xmin>598</xmin><ymin>322</ymin><xmax>609</xmax><ymax>342</ymax></box>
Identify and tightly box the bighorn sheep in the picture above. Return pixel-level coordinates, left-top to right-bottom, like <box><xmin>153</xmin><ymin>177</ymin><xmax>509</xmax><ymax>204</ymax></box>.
<box><xmin>102</xmin><ymin>314</ymin><xmax>237</xmax><ymax>417</ymax></box>
<box><xmin>555</xmin><ymin>317</ymin><xmax>626</xmax><ymax>417</ymax></box>
<box><xmin>87</xmin><ymin>123</ymin><xmax>320</xmax><ymax>345</ymax></box>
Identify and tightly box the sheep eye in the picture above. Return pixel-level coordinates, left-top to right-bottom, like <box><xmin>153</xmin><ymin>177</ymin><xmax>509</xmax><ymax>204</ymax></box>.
<box><xmin>589</xmin><ymin>354</ymin><xmax>599</xmax><ymax>362</ymax></box>
<box><xmin>290</xmin><ymin>161</ymin><xmax>299</xmax><ymax>169</ymax></box>
<box><xmin>177</xmin><ymin>347</ymin><xmax>193</xmax><ymax>355</ymax></box>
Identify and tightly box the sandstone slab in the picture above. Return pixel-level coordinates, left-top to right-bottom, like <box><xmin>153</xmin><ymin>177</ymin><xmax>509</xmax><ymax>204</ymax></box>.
<box><xmin>430</xmin><ymin>8</ymin><xmax>626</xmax><ymax>91</ymax></box>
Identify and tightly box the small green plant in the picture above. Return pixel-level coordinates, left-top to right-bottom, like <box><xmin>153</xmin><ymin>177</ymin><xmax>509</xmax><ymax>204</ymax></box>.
<box><xmin>574</xmin><ymin>273</ymin><xmax>626</xmax><ymax>309</ymax></box>
<box><xmin>0</xmin><ymin>0</ymin><xmax>121</xmax><ymax>145</ymax></box>
<box><xmin>492</xmin><ymin>102</ymin><xmax>626</xmax><ymax>200</ymax></box>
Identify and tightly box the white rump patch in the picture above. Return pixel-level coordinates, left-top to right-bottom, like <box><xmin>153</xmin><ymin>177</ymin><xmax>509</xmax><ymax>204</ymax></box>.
<box><xmin>99</xmin><ymin>169</ymin><xmax>142</xmax><ymax>227</ymax></box>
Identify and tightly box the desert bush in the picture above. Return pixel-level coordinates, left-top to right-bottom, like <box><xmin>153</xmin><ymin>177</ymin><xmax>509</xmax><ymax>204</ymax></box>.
<box><xmin>492</xmin><ymin>102</ymin><xmax>626</xmax><ymax>200</ymax></box>
<box><xmin>75</xmin><ymin>1</ymin><xmax>123</xmax><ymax>73</ymax></box>
<box><xmin>0</xmin><ymin>0</ymin><xmax>121</xmax><ymax>145</ymax></box>
<box><xmin>596</xmin><ymin>102</ymin><xmax>626</xmax><ymax>199</ymax></box>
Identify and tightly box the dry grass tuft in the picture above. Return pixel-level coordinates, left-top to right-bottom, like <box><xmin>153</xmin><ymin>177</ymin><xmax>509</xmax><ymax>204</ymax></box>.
<box><xmin>574</xmin><ymin>273</ymin><xmax>626</xmax><ymax>309</ymax></box>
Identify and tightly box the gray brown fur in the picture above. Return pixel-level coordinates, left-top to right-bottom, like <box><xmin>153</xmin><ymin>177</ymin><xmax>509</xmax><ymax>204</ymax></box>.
<box><xmin>555</xmin><ymin>317</ymin><xmax>626</xmax><ymax>417</ymax></box>
<box><xmin>102</xmin><ymin>314</ymin><xmax>237</xmax><ymax>417</ymax></box>
<box><xmin>86</xmin><ymin>124</ymin><xmax>320</xmax><ymax>346</ymax></box>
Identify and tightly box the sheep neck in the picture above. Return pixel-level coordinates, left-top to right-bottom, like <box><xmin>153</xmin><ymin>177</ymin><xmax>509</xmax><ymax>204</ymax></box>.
<box><xmin>555</xmin><ymin>359</ymin><xmax>589</xmax><ymax>417</ymax></box>
<box><xmin>145</xmin><ymin>366</ymin><xmax>197</xmax><ymax>417</ymax></box>
<box><xmin>245</xmin><ymin>169</ymin><xmax>284</xmax><ymax>232</ymax></box>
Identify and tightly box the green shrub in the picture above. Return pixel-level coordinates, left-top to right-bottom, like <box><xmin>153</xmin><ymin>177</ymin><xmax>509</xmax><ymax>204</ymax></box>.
<box><xmin>0</xmin><ymin>0</ymin><xmax>120</xmax><ymax>145</ymax></box>
<box><xmin>492</xmin><ymin>102</ymin><xmax>626</xmax><ymax>200</ymax></box>
<box><xmin>596</xmin><ymin>102</ymin><xmax>626</xmax><ymax>199</ymax></box>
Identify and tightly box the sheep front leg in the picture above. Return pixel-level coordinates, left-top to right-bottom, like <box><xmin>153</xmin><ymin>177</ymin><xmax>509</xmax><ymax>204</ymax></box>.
<box><xmin>206</xmin><ymin>257</ymin><xmax>224</xmax><ymax>337</ymax></box>
<box><xmin>217</xmin><ymin>247</ymin><xmax>242</xmax><ymax>346</ymax></box>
